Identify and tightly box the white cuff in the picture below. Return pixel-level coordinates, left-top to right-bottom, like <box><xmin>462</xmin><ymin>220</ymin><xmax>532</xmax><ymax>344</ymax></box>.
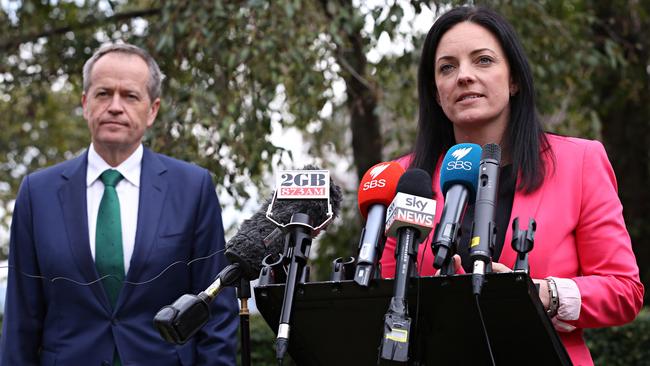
<box><xmin>547</xmin><ymin>277</ymin><xmax>581</xmax><ymax>332</ymax></box>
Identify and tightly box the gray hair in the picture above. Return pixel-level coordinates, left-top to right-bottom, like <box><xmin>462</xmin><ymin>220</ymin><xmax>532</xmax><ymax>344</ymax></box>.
<box><xmin>82</xmin><ymin>43</ymin><xmax>164</xmax><ymax>101</ymax></box>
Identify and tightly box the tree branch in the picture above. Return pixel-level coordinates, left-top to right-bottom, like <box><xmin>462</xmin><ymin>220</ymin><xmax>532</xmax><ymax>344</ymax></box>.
<box><xmin>0</xmin><ymin>8</ymin><xmax>162</xmax><ymax>52</ymax></box>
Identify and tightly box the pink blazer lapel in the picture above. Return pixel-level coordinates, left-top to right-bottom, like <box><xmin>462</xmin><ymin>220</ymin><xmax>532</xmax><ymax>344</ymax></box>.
<box><xmin>501</xmin><ymin>183</ymin><xmax>547</xmax><ymax>266</ymax></box>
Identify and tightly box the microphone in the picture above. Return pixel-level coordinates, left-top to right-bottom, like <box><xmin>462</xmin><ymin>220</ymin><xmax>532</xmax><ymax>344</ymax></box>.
<box><xmin>152</xmin><ymin>196</ymin><xmax>287</xmax><ymax>345</ymax></box>
<box><xmin>353</xmin><ymin>161</ymin><xmax>405</xmax><ymax>286</ymax></box>
<box><xmin>380</xmin><ymin>169</ymin><xmax>436</xmax><ymax>363</ymax></box>
<box><xmin>431</xmin><ymin>143</ymin><xmax>482</xmax><ymax>274</ymax></box>
<box><xmin>470</xmin><ymin>143</ymin><xmax>502</xmax><ymax>296</ymax></box>
<box><xmin>271</xmin><ymin>168</ymin><xmax>343</xmax><ymax>363</ymax></box>
<box><xmin>154</xmin><ymin>165</ymin><xmax>342</xmax><ymax>345</ymax></box>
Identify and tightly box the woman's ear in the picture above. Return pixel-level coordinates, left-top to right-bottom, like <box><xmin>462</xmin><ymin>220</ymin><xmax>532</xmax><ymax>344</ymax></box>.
<box><xmin>509</xmin><ymin>80</ymin><xmax>519</xmax><ymax>96</ymax></box>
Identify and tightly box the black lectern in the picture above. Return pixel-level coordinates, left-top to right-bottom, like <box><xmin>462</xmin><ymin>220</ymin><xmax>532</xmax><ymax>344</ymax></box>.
<box><xmin>254</xmin><ymin>272</ymin><xmax>572</xmax><ymax>365</ymax></box>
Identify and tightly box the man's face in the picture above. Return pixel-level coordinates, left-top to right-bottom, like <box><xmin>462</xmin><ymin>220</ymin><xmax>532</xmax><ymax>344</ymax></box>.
<box><xmin>82</xmin><ymin>52</ymin><xmax>160</xmax><ymax>156</ymax></box>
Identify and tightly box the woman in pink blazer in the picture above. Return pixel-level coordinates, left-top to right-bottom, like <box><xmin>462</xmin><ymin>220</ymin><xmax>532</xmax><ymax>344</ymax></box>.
<box><xmin>380</xmin><ymin>6</ymin><xmax>643</xmax><ymax>366</ymax></box>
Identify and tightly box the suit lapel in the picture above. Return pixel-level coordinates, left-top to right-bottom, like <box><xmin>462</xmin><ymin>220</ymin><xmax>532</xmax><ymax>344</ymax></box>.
<box><xmin>118</xmin><ymin>148</ymin><xmax>168</xmax><ymax>308</ymax></box>
<box><xmin>58</xmin><ymin>152</ymin><xmax>111</xmax><ymax>311</ymax></box>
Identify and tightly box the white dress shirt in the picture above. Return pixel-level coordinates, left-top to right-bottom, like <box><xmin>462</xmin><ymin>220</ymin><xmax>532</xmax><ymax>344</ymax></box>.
<box><xmin>549</xmin><ymin>277</ymin><xmax>581</xmax><ymax>332</ymax></box>
<box><xmin>87</xmin><ymin>144</ymin><xmax>142</xmax><ymax>274</ymax></box>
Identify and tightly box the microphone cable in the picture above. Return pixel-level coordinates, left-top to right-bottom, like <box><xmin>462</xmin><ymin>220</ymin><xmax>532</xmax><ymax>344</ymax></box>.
<box><xmin>475</xmin><ymin>293</ymin><xmax>496</xmax><ymax>366</ymax></box>
<box><xmin>412</xmin><ymin>234</ymin><xmax>432</xmax><ymax>364</ymax></box>
<box><xmin>0</xmin><ymin>247</ymin><xmax>225</xmax><ymax>287</ymax></box>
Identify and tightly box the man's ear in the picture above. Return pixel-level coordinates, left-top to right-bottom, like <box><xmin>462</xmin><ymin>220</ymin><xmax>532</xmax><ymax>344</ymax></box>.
<box><xmin>146</xmin><ymin>98</ymin><xmax>161</xmax><ymax>128</ymax></box>
<box><xmin>81</xmin><ymin>93</ymin><xmax>89</xmax><ymax>119</ymax></box>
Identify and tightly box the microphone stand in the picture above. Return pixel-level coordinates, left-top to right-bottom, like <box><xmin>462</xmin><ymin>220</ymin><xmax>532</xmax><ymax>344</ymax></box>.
<box><xmin>380</xmin><ymin>227</ymin><xmax>419</xmax><ymax>363</ymax></box>
<box><xmin>275</xmin><ymin>212</ymin><xmax>313</xmax><ymax>364</ymax></box>
<box><xmin>511</xmin><ymin>218</ymin><xmax>536</xmax><ymax>273</ymax></box>
<box><xmin>237</xmin><ymin>278</ymin><xmax>251</xmax><ymax>366</ymax></box>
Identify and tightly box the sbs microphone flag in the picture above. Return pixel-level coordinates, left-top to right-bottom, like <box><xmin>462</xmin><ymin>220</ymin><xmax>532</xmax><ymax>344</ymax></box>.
<box><xmin>432</xmin><ymin>143</ymin><xmax>482</xmax><ymax>271</ymax></box>
<box><xmin>354</xmin><ymin>161</ymin><xmax>405</xmax><ymax>286</ymax></box>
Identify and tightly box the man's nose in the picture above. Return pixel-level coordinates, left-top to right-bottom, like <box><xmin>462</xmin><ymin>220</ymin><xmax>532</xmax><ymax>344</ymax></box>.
<box><xmin>108</xmin><ymin>94</ymin><xmax>124</xmax><ymax>114</ymax></box>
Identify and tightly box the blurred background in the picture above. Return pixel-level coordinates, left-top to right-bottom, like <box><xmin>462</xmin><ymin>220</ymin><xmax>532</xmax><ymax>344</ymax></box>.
<box><xmin>1</xmin><ymin>0</ymin><xmax>649</xmax><ymax>364</ymax></box>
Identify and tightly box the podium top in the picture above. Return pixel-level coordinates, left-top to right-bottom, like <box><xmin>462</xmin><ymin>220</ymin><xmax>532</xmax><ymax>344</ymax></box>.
<box><xmin>254</xmin><ymin>272</ymin><xmax>572</xmax><ymax>366</ymax></box>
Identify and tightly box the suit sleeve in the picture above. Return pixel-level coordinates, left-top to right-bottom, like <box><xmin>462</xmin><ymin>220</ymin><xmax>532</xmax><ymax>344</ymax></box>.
<box><xmin>191</xmin><ymin>170</ymin><xmax>239</xmax><ymax>366</ymax></box>
<box><xmin>0</xmin><ymin>175</ymin><xmax>45</xmax><ymax>366</ymax></box>
<box><xmin>570</xmin><ymin>140</ymin><xmax>644</xmax><ymax>328</ymax></box>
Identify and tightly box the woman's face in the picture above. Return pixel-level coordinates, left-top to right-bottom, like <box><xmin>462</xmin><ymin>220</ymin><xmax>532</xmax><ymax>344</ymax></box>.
<box><xmin>434</xmin><ymin>22</ymin><xmax>517</xmax><ymax>139</ymax></box>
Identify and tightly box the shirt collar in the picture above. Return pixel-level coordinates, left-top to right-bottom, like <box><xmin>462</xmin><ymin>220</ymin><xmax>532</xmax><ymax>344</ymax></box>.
<box><xmin>87</xmin><ymin>144</ymin><xmax>143</xmax><ymax>187</ymax></box>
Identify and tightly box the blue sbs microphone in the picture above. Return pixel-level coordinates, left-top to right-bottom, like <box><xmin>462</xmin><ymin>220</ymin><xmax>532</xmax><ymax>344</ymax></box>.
<box><xmin>432</xmin><ymin>143</ymin><xmax>482</xmax><ymax>273</ymax></box>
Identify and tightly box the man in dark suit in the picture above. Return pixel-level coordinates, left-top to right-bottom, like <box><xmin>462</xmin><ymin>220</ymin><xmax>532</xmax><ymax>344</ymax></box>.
<box><xmin>0</xmin><ymin>43</ymin><xmax>238</xmax><ymax>365</ymax></box>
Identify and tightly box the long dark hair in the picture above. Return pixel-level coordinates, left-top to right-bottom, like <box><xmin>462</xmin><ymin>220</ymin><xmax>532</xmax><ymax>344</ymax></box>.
<box><xmin>411</xmin><ymin>6</ymin><xmax>551</xmax><ymax>194</ymax></box>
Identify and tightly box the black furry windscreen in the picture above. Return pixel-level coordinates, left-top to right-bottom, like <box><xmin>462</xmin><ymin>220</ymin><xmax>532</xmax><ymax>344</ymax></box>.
<box><xmin>224</xmin><ymin>165</ymin><xmax>342</xmax><ymax>280</ymax></box>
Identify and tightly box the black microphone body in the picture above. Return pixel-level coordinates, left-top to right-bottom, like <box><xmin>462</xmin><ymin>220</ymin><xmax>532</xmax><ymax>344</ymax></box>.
<box><xmin>392</xmin><ymin>227</ymin><xmax>420</xmax><ymax>298</ymax></box>
<box><xmin>275</xmin><ymin>213</ymin><xmax>312</xmax><ymax>361</ymax></box>
<box><xmin>154</xmin><ymin>263</ymin><xmax>242</xmax><ymax>344</ymax></box>
<box><xmin>432</xmin><ymin>184</ymin><xmax>469</xmax><ymax>273</ymax></box>
<box><xmin>225</xmin><ymin>165</ymin><xmax>343</xmax><ymax>281</ymax></box>
<box><xmin>380</xmin><ymin>169</ymin><xmax>435</xmax><ymax>363</ymax></box>
<box><xmin>380</xmin><ymin>225</ymin><xmax>419</xmax><ymax>362</ymax></box>
<box><xmin>154</xmin><ymin>165</ymin><xmax>343</xmax><ymax>346</ymax></box>
<box><xmin>266</xmin><ymin>168</ymin><xmax>343</xmax><ymax>363</ymax></box>
<box><xmin>470</xmin><ymin>144</ymin><xmax>502</xmax><ymax>295</ymax></box>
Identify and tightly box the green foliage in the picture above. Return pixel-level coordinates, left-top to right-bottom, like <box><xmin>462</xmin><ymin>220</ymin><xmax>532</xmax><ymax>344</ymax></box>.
<box><xmin>585</xmin><ymin>308</ymin><xmax>650</xmax><ymax>366</ymax></box>
<box><xmin>148</xmin><ymin>1</ymin><xmax>335</xmax><ymax>201</ymax></box>
<box><xmin>0</xmin><ymin>0</ymin><xmax>429</xmax><ymax>268</ymax></box>
<box><xmin>1</xmin><ymin>1</ymin><xmax>649</xmax><ymax>303</ymax></box>
<box><xmin>310</xmin><ymin>189</ymin><xmax>362</xmax><ymax>281</ymax></box>
<box><xmin>241</xmin><ymin>314</ymin><xmax>296</xmax><ymax>366</ymax></box>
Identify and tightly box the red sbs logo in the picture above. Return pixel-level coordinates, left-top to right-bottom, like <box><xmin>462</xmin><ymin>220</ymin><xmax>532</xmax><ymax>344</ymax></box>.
<box><xmin>362</xmin><ymin>179</ymin><xmax>386</xmax><ymax>190</ymax></box>
<box><xmin>362</xmin><ymin>163</ymin><xmax>390</xmax><ymax>191</ymax></box>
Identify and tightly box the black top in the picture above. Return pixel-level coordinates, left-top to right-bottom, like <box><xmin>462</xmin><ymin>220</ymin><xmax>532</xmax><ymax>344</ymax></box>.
<box><xmin>458</xmin><ymin>164</ymin><xmax>516</xmax><ymax>272</ymax></box>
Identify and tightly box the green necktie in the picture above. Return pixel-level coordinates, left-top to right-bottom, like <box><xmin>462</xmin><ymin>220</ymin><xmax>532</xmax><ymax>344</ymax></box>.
<box><xmin>95</xmin><ymin>169</ymin><xmax>125</xmax><ymax>307</ymax></box>
<box><xmin>96</xmin><ymin>169</ymin><xmax>125</xmax><ymax>366</ymax></box>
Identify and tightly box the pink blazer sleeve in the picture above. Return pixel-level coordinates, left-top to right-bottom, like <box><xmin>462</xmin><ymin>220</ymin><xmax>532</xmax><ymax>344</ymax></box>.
<box><xmin>379</xmin><ymin>155</ymin><xmax>411</xmax><ymax>278</ymax></box>
<box><xmin>568</xmin><ymin>140</ymin><xmax>644</xmax><ymax>328</ymax></box>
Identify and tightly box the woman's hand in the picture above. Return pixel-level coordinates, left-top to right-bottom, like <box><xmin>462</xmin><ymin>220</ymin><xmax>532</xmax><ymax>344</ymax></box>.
<box><xmin>534</xmin><ymin>277</ymin><xmax>551</xmax><ymax>310</ymax></box>
<box><xmin>434</xmin><ymin>254</ymin><xmax>465</xmax><ymax>275</ymax></box>
<box><xmin>491</xmin><ymin>262</ymin><xmax>550</xmax><ymax>311</ymax></box>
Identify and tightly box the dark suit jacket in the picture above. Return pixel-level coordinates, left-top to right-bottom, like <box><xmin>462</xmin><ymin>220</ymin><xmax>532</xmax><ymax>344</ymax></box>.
<box><xmin>1</xmin><ymin>148</ymin><xmax>238</xmax><ymax>365</ymax></box>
